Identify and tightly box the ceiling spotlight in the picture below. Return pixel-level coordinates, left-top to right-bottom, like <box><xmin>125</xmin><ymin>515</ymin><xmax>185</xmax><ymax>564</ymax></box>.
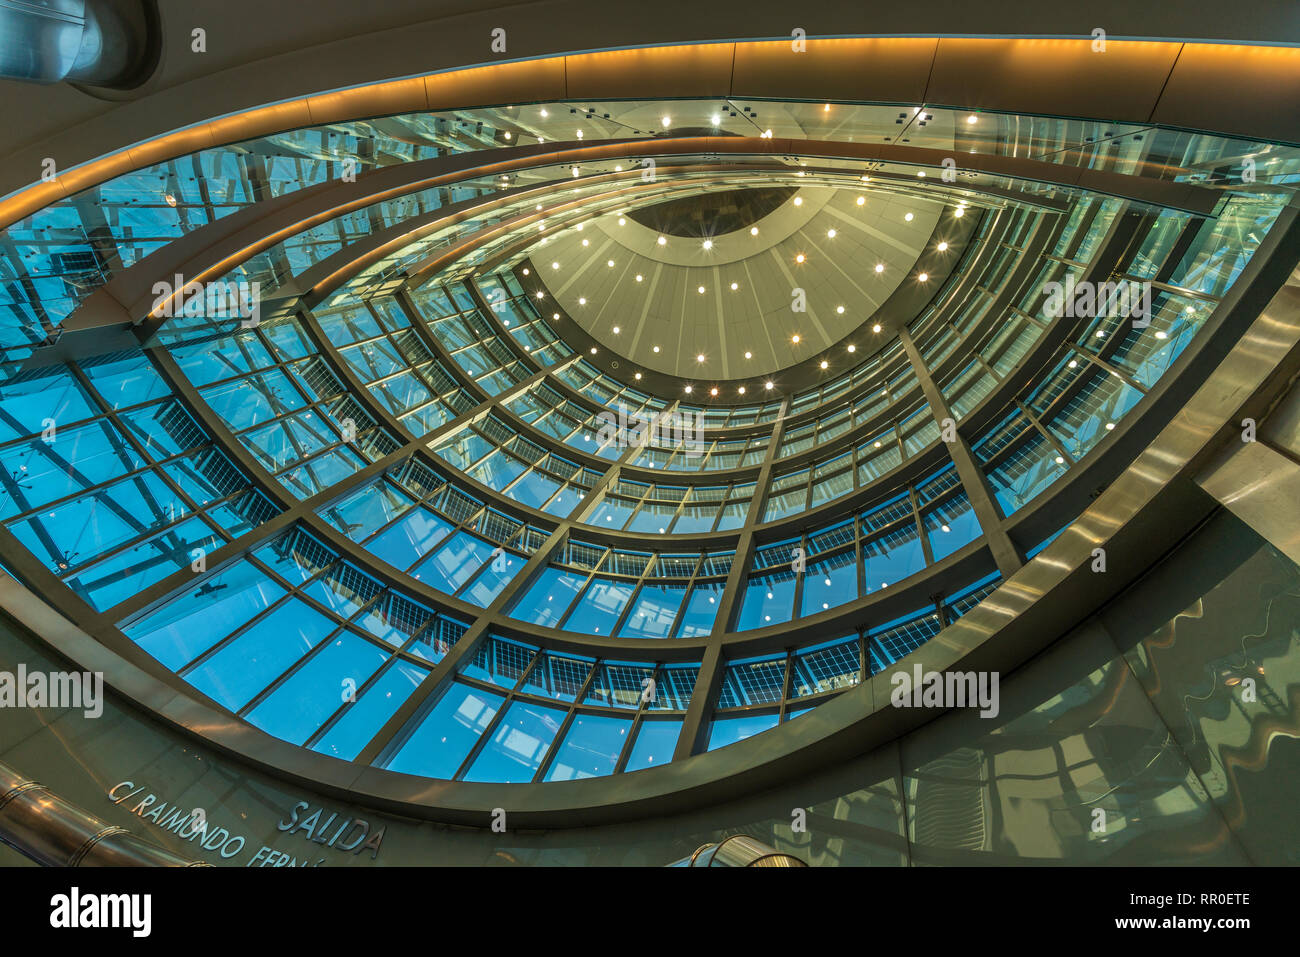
<box><xmin>744</xmin><ymin>351</ymin><xmax>752</xmax><ymax>359</ymax></box>
<box><xmin>1155</xmin><ymin>330</ymin><xmax>1168</xmax><ymax>339</ymax></box>
<box><xmin>954</xmin><ymin>207</ymin><xmax>965</xmax><ymax>217</ymax></box>
<box><xmin>874</xmin><ymin>440</ymin><xmax>882</xmax><ymax>448</ymax></box>
<box><xmin>1105</xmin><ymin>421</ymin><xmax>1115</xmax><ymax>430</ymax></box>
<box><xmin>823</xmin><ymin>103</ymin><xmax>831</xmax><ymax>112</ymax></box>
<box><xmin>576</xmin><ymin>129</ymin><xmax>583</xmax><ymax>139</ymax></box>
<box><xmin>871</xmin><ymin>324</ymin><xmax>881</xmax><ymax>333</ymax></box>
<box><xmin>522</xmin><ymin>268</ymin><xmax>530</xmax><ymax>275</ymax></box>
<box><xmin>1055</xmin><ymin>456</ymin><xmax>1065</xmax><ymax>464</ymax></box>
<box><xmin>731</xmin><ymin>282</ymin><xmax>739</xmax><ymax>291</ymax></box>
<box><xmin>553</xmin><ymin>313</ymin><xmax>560</xmax><ymax>319</ymax></box>
<box><xmin>750</xmin><ymin>226</ymin><xmax>759</xmax><ymax>236</ymax></box>
<box><xmin>904</xmin><ymin>212</ymin><xmax>914</xmax><ymax>222</ymax></box>
<box><xmin>917</xmin><ymin>171</ymin><xmax>926</xmax><ymax>178</ymax></box>
<box><xmin>827</xmin><ymin>228</ymin><xmax>837</xmax><ymax>238</ymax></box>
<box><xmin>967</xmin><ymin>114</ymin><xmax>978</xmax><ymax>124</ymax></box>
<box><xmin>765</xmin><ymin>381</ymin><xmax>774</xmax><ymax>390</ymax></box>
<box><xmin>861</xmin><ymin>175</ymin><xmax>871</xmax><ymax>182</ymax></box>
<box><xmin>702</xmin><ymin>240</ymin><xmax>713</xmax><ymax>250</ymax></box>
<box><xmin>738</xmin><ymin>386</ymin><xmax>746</xmax><ymax>394</ymax></box>
<box><xmin>657</xmin><ymin>236</ymin><xmax>667</xmax><ymax>246</ymax></box>
<box><xmin>848</xmin><ymin>343</ymin><xmax>858</xmax><ymax>351</ymax></box>
<box><xmin>607</xmin><ymin>259</ymin><xmax>615</xmax><ymax>267</ymax></box>
<box><xmin>795</xmin><ymin>253</ymin><xmax>806</xmax><ymax>263</ymax></box>
<box><xmin>635</xmin><ymin>274</ymin><xmax>643</xmax><ymax>282</ymax></box>
<box><xmin>552</xmin><ymin>262</ymin><xmax>559</xmax><ymax>269</ymax></box>
<box><xmin>535</xmin><ymin>291</ymin><xmax>544</xmax><ymax>299</ymax></box>
<box><xmin>684</xmin><ymin>385</ymin><xmax>692</xmax><ymax>393</ymax></box>
<box><xmin>540</xmin><ymin>109</ymin><xmax>549</xmax><ymax>118</ymax></box>
<box><xmin>937</xmin><ymin>242</ymin><xmax>948</xmax><ymax>251</ymax></box>
<box><xmin>917</xmin><ymin>273</ymin><xmax>929</xmax><ymax>282</ymax></box>
<box><xmin>578</xmin><ymin>297</ymin><xmax>587</xmax><ymax>304</ymax></box>
<box><xmin>762</xmin><ymin>129</ymin><xmax>772</xmax><ymax>138</ymax></box>
<box><xmin>1068</xmin><ymin>360</ymin><xmax>1078</xmax><ymax>368</ymax></box>
<box><xmin>793</xmin><ymin>196</ymin><xmax>803</xmax><ymax>206</ymax></box>
<box><xmin>697</xmin><ymin>354</ymin><xmax>706</xmax><ymax>363</ymax></box>
<box><xmin>792</xmin><ymin>334</ymin><xmax>801</xmax><ymax>344</ymax></box>
<box><xmin>634</xmin><ymin>372</ymin><xmax>642</xmax><ymax>380</ymax></box>
<box><xmin>613</xmin><ymin>326</ymin><xmax>621</xmax><ymax>334</ymax></box>
<box><xmin>589</xmin><ymin>347</ymin><xmax>597</xmax><ymax>354</ymax></box>
<box><xmin>661</xmin><ymin>115</ymin><xmax>671</xmax><ymax>127</ymax></box>
<box><xmin>618</xmin><ymin>217</ymin><xmax>626</xmax><ymax>225</ymax></box>
<box><xmin>875</xmin><ymin>263</ymin><xmax>884</xmax><ymax>273</ymax></box>
<box><xmin>698</xmin><ymin>285</ymin><xmax>706</xmax><ymax>294</ymax></box>
<box><xmin>572</xmin><ymin>167</ymin><xmax>580</xmax><ymax>177</ymax></box>
<box><xmin>653</xmin><ymin>345</ymin><xmax>660</xmax><ymax>353</ymax></box>
<box><xmin>856</xmin><ymin>196</ymin><xmax>865</xmax><ymax>206</ymax></box>
<box><xmin>836</xmin><ymin>305</ymin><xmax>845</xmax><ymax>314</ymax></box>
<box><xmin>819</xmin><ymin>360</ymin><xmax>828</xmax><ymax>369</ymax></box>
<box><xmin>581</xmin><ymin>238</ymin><xmax>589</xmax><ymax>246</ymax></box>
<box><xmin>711</xmin><ymin>114</ymin><xmax>721</xmax><ymax>125</ymax></box>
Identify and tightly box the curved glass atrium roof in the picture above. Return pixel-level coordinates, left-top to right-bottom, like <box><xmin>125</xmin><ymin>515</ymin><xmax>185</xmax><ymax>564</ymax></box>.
<box><xmin>1</xmin><ymin>76</ymin><xmax>1297</xmax><ymax>789</ymax></box>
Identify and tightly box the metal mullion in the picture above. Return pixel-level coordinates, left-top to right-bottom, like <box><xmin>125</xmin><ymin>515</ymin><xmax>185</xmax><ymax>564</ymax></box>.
<box><xmin>777</xmin><ymin>650</ymin><xmax>795</xmax><ymax>722</ymax></box>
<box><xmin>235</xmin><ymin>617</ymin><xmax>353</xmax><ymax>718</ymax></box>
<box><xmin>448</xmin><ymin>646</ymin><xmax>546</xmax><ymax>780</ymax></box>
<box><xmin>908</xmin><ymin>484</ymin><xmax>935</xmax><ymax>567</ymax></box>
<box><xmin>791</xmin><ymin>533</ymin><xmax>808</xmax><ymax>617</ymax></box>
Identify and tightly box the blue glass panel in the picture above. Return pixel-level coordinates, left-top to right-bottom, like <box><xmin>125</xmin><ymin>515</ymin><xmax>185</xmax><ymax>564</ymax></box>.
<box><xmin>507</xmin><ymin>566</ymin><xmax>586</xmax><ymax>627</ymax></box>
<box><xmin>411</xmin><ymin>530</ymin><xmax>495</xmax><ymax>594</ymax></box>
<box><xmin>544</xmin><ymin>714</ymin><xmax>632</xmax><ymax>781</ymax></box>
<box><xmin>386</xmin><ymin>683</ymin><xmax>504</xmax><ymax>779</ymax></box>
<box><xmin>363</xmin><ymin>506</ymin><xmax>453</xmax><ymax>570</ymax></box>
<box><xmin>0</xmin><ymin>367</ymin><xmax>97</xmax><ymax>441</ymax></box>
<box><xmin>707</xmin><ymin>712</ymin><xmax>780</xmax><ymax>751</ymax></box>
<box><xmin>799</xmin><ymin>556</ymin><xmax>859</xmax><ymax>617</ymax></box>
<box><xmin>323</xmin><ymin>480</ymin><xmax>413</xmax><ymax>541</ymax></box>
<box><xmin>184</xmin><ymin>596</ymin><xmax>337</xmax><ymax>711</ymax></box>
<box><xmin>312</xmin><ymin>659</ymin><xmax>428</xmax><ymax>761</ymax></box>
<box><xmin>122</xmin><ymin>563</ymin><xmax>285</xmax><ymax>670</ymax></box>
<box><xmin>736</xmin><ymin>573</ymin><xmax>797</xmax><ymax>630</ymax></box>
<box><xmin>460</xmin><ymin>553</ymin><xmax>521</xmax><ymax>607</ymax></box>
<box><xmin>618</xmin><ymin>584</ymin><xmax>686</xmax><ymax>638</ymax></box>
<box><xmin>67</xmin><ymin>517</ymin><xmax>223</xmax><ymax>612</ymax></box>
<box><xmin>461</xmin><ymin>700</ymin><xmax>565</xmax><ymax>783</ymax></box>
<box><xmin>246</xmin><ymin>631</ymin><xmax>390</xmax><ymax>744</ymax></box>
<box><xmin>862</xmin><ymin>521</ymin><xmax>927</xmax><ymax>593</ymax></box>
<box><xmin>674</xmin><ymin>582</ymin><xmax>721</xmax><ymax>637</ymax></box>
<box><xmin>625</xmin><ymin>719</ymin><xmax>682</xmax><ymax>771</ymax></box>
<box><xmin>81</xmin><ymin>352</ymin><xmax>170</xmax><ymax>408</ymax></box>
<box><xmin>562</xmin><ymin>578</ymin><xmax>634</xmax><ymax>635</ymax></box>
<box><xmin>924</xmin><ymin>497</ymin><xmax>982</xmax><ymax>562</ymax></box>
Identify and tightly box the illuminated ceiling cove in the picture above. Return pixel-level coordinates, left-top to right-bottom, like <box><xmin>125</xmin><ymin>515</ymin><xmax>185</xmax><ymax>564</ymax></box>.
<box><xmin>0</xmin><ymin>38</ymin><xmax>1297</xmax><ymax>811</ymax></box>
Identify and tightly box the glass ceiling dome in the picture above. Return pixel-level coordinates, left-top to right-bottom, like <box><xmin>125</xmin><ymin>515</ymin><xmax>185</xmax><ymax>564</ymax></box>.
<box><xmin>0</xmin><ymin>39</ymin><xmax>1296</xmax><ymax>805</ymax></box>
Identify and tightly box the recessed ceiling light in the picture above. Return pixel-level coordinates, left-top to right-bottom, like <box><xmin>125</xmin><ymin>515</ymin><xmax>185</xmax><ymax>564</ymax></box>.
<box><xmin>522</xmin><ymin>268</ymin><xmax>530</xmax><ymax>275</ymax></box>
<box><xmin>535</xmin><ymin>292</ymin><xmax>544</xmax><ymax>298</ymax></box>
<box><xmin>795</xmin><ymin>253</ymin><xmax>806</xmax><ymax>263</ymax></box>
<box><xmin>504</xmin><ymin>132</ymin><xmax>512</xmax><ymax>140</ymax></box>
<box><xmin>589</xmin><ymin>347</ymin><xmax>597</xmax><ymax>354</ymax></box>
<box><xmin>918</xmin><ymin>273</ymin><xmax>928</xmax><ymax>282</ymax></box>
<box><xmin>871</xmin><ymin>324</ymin><xmax>881</xmax><ymax>333</ymax></box>
<box><xmin>967</xmin><ymin>114</ymin><xmax>978</xmax><ymax>124</ymax></box>
<box><xmin>635</xmin><ymin>274</ymin><xmax>643</xmax><ymax>282</ymax></box>
<box><xmin>634</xmin><ymin>372</ymin><xmax>642</xmax><ymax>380</ymax></box>
<box><xmin>793</xmin><ymin>196</ymin><xmax>803</xmax><ymax>206</ymax></box>
<box><xmin>731</xmin><ymin>282</ymin><xmax>739</xmax><ymax>291</ymax></box>
<box><xmin>1068</xmin><ymin>360</ymin><xmax>1078</xmax><ymax>368</ymax></box>
<box><xmin>552</xmin><ymin>262</ymin><xmax>559</xmax><ymax>269</ymax></box>
<box><xmin>937</xmin><ymin>242</ymin><xmax>948</xmax><ymax>251</ymax></box>
<box><xmin>1055</xmin><ymin>456</ymin><xmax>1065</xmax><ymax>464</ymax></box>
<box><xmin>614</xmin><ymin>164</ymin><xmax>622</xmax><ymax>171</ymax></box>
<box><xmin>540</xmin><ymin>109</ymin><xmax>549</xmax><ymax>117</ymax></box>
<box><xmin>738</xmin><ymin>386</ymin><xmax>746</xmax><ymax>394</ymax></box>
<box><xmin>578</xmin><ymin>297</ymin><xmax>587</xmax><ymax>304</ymax></box>
<box><xmin>697</xmin><ymin>354</ymin><xmax>705</xmax><ymax>363</ymax></box>
<box><xmin>711</xmin><ymin>114</ymin><xmax>721</xmax><ymax>125</ymax></box>
<box><xmin>581</xmin><ymin>238</ymin><xmax>589</xmax><ymax>246</ymax></box>
<box><xmin>576</xmin><ymin>129</ymin><xmax>583</xmax><ymax>139</ymax></box>
<box><xmin>765</xmin><ymin>381</ymin><xmax>774</xmax><ymax>390</ymax></box>
<box><xmin>657</xmin><ymin>236</ymin><xmax>667</xmax><ymax>246</ymax></box>
<box><xmin>1155</xmin><ymin>330</ymin><xmax>1168</xmax><ymax>339</ymax></box>
<box><xmin>710</xmin><ymin>387</ymin><xmax>718</xmax><ymax>396</ymax></box>
<box><xmin>750</xmin><ymin>226</ymin><xmax>759</xmax><ymax>236</ymax></box>
<box><xmin>1105</xmin><ymin>421</ymin><xmax>1115</xmax><ymax>430</ymax></box>
<box><xmin>874</xmin><ymin>440</ymin><xmax>882</xmax><ymax>448</ymax></box>
<box><xmin>875</xmin><ymin>263</ymin><xmax>884</xmax><ymax>273</ymax></box>
<box><xmin>823</xmin><ymin>103</ymin><xmax>830</xmax><ymax>112</ymax></box>
<box><xmin>572</xmin><ymin>167</ymin><xmax>579</xmax><ymax>177</ymax></box>
<box><xmin>905</xmin><ymin>212</ymin><xmax>914</xmax><ymax>221</ymax></box>
<box><xmin>836</xmin><ymin>305</ymin><xmax>845</xmax><ymax>314</ymax></box>
<box><xmin>661</xmin><ymin>115</ymin><xmax>671</xmax><ymax>127</ymax></box>
<box><xmin>856</xmin><ymin>196</ymin><xmax>865</xmax><ymax>206</ymax></box>
<box><xmin>698</xmin><ymin>285</ymin><xmax>706</xmax><ymax>294</ymax></box>
<box><xmin>653</xmin><ymin>345</ymin><xmax>660</xmax><ymax>353</ymax></box>
<box><xmin>553</xmin><ymin>312</ymin><xmax>559</xmax><ymax>319</ymax></box>
<box><xmin>792</xmin><ymin>334</ymin><xmax>800</xmax><ymax>344</ymax></box>
<box><xmin>607</xmin><ymin>259</ymin><xmax>615</xmax><ymax>267</ymax></box>
<box><xmin>744</xmin><ymin>351</ymin><xmax>752</xmax><ymax>359</ymax></box>
<box><xmin>827</xmin><ymin>228</ymin><xmax>837</xmax><ymax>238</ymax></box>
<box><xmin>861</xmin><ymin>175</ymin><xmax>870</xmax><ymax>182</ymax></box>
<box><xmin>536</xmin><ymin>204</ymin><xmax>542</xmax><ymax>210</ymax></box>
<box><xmin>684</xmin><ymin>385</ymin><xmax>692</xmax><ymax>393</ymax></box>
<box><xmin>618</xmin><ymin>217</ymin><xmax>625</xmax><ymax>225</ymax></box>
<box><xmin>702</xmin><ymin>240</ymin><xmax>713</xmax><ymax>250</ymax></box>
<box><xmin>917</xmin><ymin>171</ymin><xmax>926</xmax><ymax>178</ymax></box>
<box><xmin>820</xmin><ymin>360</ymin><xmax>828</xmax><ymax>369</ymax></box>
<box><xmin>954</xmin><ymin>208</ymin><xmax>965</xmax><ymax>217</ymax></box>
<box><xmin>613</xmin><ymin>326</ymin><xmax>621</xmax><ymax>334</ymax></box>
